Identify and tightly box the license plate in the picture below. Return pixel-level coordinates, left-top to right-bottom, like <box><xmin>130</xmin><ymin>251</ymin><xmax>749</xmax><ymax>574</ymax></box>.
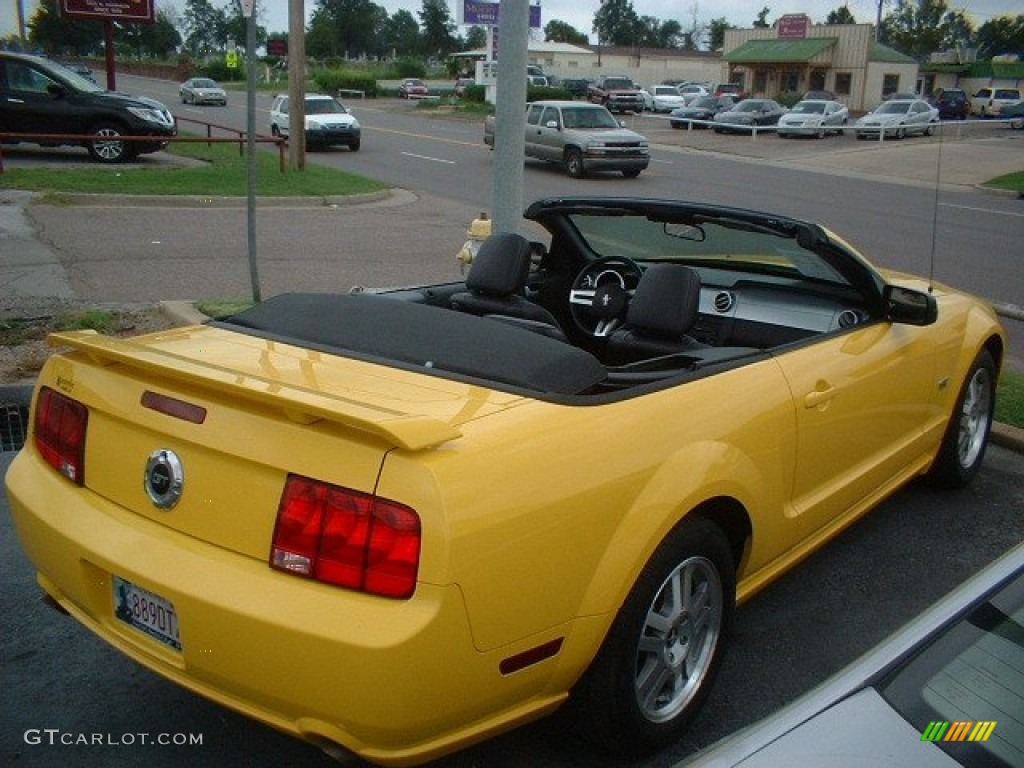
<box><xmin>112</xmin><ymin>576</ymin><xmax>181</xmax><ymax>651</ymax></box>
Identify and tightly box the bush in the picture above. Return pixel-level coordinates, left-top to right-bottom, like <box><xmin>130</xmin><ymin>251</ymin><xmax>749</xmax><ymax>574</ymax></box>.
<box><xmin>393</xmin><ymin>58</ymin><xmax>426</xmax><ymax>79</ymax></box>
<box><xmin>776</xmin><ymin>91</ymin><xmax>804</xmax><ymax>108</ymax></box>
<box><xmin>527</xmin><ymin>84</ymin><xmax>572</xmax><ymax>101</ymax></box>
<box><xmin>313</xmin><ymin>68</ymin><xmax>378</xmax><ymax>98</ymax></box>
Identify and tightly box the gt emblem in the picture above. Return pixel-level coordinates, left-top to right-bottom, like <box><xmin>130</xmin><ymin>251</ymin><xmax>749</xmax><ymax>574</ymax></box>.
<box><xmin>144</xmin><ymin>449</ymin><xmax>184</xmax><ymax>510</ymax></box>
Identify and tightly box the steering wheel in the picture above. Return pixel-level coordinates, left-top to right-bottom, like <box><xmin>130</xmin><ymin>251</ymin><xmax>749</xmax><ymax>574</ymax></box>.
<box><xmin>569</xmin><ymin>256</ymin><xmax>644</xmax><ymax>337</ymax></box>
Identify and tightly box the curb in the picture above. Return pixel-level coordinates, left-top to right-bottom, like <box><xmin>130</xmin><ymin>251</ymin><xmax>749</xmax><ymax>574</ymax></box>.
<box><xmin>50</xmin><ymin>189</ymin><xmax>396</xmax><ymax>209</ymax></box>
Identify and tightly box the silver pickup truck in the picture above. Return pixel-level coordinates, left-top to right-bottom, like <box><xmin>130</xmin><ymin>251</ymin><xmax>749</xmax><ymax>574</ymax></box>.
<box><xmin>483</xmin><ymin>100</ymin><xmax>650</xmax><ymax>178</ymax></box>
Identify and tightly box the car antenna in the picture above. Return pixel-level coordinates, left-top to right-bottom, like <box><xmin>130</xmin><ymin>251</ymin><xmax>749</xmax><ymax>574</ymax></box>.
<box><xmin>926</xmin><ymin>125</ymin><xmax>944</xmax><ymax>295</ymax></box>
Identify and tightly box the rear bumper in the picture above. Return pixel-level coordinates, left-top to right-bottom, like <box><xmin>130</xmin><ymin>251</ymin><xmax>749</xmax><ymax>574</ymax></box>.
<box><xmin>5</xmin><ymin>448</ymin><xmax>570</xmax><ymax>765</ymax></box>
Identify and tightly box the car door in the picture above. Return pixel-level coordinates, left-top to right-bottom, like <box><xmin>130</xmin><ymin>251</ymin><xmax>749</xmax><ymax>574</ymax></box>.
<box><xmin>523</xmin><ymin>103</ymin><xmax>545</xmax><ymax>160</ymax></box>
<box><xmin>0</xmin><ymin>59</ymin><xmax>67</xmax><ymax>137</ymax></box>
<box><xmin>773</xmin><ymin>320</ymin><xmax>937</xmax><ymax>537</ymax></box>
<box><xmin>533</xmin><ymin>105</ymin><xmax>563</xmax><ymax>162</ymax></box>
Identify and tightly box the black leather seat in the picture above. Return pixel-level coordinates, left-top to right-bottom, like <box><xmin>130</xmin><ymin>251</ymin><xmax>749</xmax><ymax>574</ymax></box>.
<box><xmin>450</xmin><ymin>233</ymin><xmax>566</xmax><ymax>340</ymax></box>
<box><xmin>604</xmin><ymin>263</ymin><xmax>708</xmax><ymax>366</ymax></box>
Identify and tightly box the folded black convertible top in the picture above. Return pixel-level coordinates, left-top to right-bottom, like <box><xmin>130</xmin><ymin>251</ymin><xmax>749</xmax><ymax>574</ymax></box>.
<box><xmin>214</xmin><ymin>293</ymin><xmax>607</xmax><ymax>397</ymax></box>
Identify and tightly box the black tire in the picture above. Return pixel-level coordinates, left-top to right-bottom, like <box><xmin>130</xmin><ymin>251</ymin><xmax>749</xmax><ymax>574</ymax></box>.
<box><xmin>621</xmin><ymin>168</ymin><xmax>642</xmax><ymax>178</ymax></box>
<box><xmin>896</xmin><ymin>126</ymin><xmax>906</xmax><ymax>139</ymax></box>
<box><xmin>569</xmin><ymin>517</ymin><xmax>735</xmax><ymax>756</ymax></box>
<box><xmin>349</xmin><ymin>139</ymin><xmax>360</xmax><ymax>152</ymax></box>
<box><xmin>87</xmin><ymin>123</ymin><xmax>131</xmax><ymax>163</ymax></box>
<box><xmin>925</xmin><ymin>123</ymin><xmax>935</xmax><ymax>136</ymax></box>
<box><xmin>565</xmin><ymin>148</ymin><xmax>585</xmax><ymax>179</ymax></box>
<box><xmin>927</xmin><ymin>348</ymin><xmax>997</xmax><ymax>488</ymax></box>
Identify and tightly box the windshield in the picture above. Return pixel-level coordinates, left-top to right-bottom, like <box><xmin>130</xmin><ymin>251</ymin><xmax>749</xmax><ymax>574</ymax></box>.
<box><xmin>561</xmin><ymin>107</ymin><xmax>619</xmax><ymax>130</ymax></box>
<box><xmin>875</xmin><ymin>101</ymin><xmax>911</xmax><ymax>114</ymax></box>
<box><xmin>193</xmin><ymin>79</ymin><xmax>218</xmax><ymax>88</ymax></box>
<box><xmin>566</xmin><ymin>211</ymin><xmax>848</xmax><ymax>284</ymax></box>
<box><xmin>734</xmin><ymin>101</ymin><xmax>763</xmax><ymax>112</ymax></box>
<box><xmin>306</xmin><ymin>98</ymin><xmax>346</xmax><ymax>114</ymax></box>
<box><xmin>793</xmin><ymin>102</ymin><xmax>826</xmax><ymax>114</ymax></box>
<box><xmin>32</xmin><ymin>58</ymin><xmax>103</xmax><ymax>93</ymax></box>
<box><xmin>690</xmin><ymin>97</ymin><xmax>716</xmax><ymax>108</ymax></box>
<box><xmin>880</xmin><ymin>569</ymin><xmax>1023</xmax><ymax>768</ymax></box>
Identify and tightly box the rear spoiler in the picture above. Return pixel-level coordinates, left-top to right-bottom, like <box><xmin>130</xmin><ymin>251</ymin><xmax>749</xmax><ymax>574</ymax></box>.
<box><xmin>47</xmin><ymin>331</ymin><xmax>462</xmax><ymax>452</ymax></box>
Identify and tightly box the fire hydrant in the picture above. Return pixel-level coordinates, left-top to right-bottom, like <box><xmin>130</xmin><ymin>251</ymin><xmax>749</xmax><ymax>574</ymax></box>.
<box><xmin>456</xmin><ymin>212</ymin><xmax>492</xmax><ymax>273</ymax></box>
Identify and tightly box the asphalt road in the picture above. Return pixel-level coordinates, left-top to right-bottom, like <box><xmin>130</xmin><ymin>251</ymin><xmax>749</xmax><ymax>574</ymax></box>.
<box><xmin>3</xmin><ymin>445</ymin><xmax>1022</xmax><ymax>768</ymax></box>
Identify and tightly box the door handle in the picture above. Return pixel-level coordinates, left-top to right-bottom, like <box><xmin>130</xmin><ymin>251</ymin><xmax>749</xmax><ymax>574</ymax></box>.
<box><xmin>804</xmin><ymin>383</ymin><xmax>837</xmax><ymax>409</ymax></box>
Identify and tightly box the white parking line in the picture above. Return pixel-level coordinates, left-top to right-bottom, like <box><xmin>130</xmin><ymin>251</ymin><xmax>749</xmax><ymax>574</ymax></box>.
<box><xmin>940</xmin><ymin>202</ymin><xmax>1024</xmax><ymax>218</ymax></box>
<box><xmin>400</xmin><ymin>151</ymin><xmax>455</xmax><ymax>165</ymax></box>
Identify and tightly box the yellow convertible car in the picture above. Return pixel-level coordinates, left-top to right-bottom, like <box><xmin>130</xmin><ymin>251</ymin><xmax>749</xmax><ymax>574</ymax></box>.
<box><xmin>6</xmin><ymin>197</ymin><xmax>1006</xmax><ymax>766</ymax></box>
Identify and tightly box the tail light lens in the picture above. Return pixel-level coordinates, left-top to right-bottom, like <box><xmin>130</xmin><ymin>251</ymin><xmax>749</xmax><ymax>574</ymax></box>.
<box><xmin>34</xmin><ymin>386</ymin><xmax>88</xmax><ymax>485</ymax></box>
<box><xmin>270</xmin><ymin>474</ymin><xmax>421</xmax><ymax>599</ymax></box>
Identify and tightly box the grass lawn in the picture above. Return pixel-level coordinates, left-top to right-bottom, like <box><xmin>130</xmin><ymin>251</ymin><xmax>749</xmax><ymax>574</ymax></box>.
<box><xmin>0</xmin><ymin>136</ymin><xmax>385</xmax><ymax>198</ymax></box>
<box><xmin>984</xmin><ymin>170</ymin><xmax>1024</xmax><ymax>194</ymax></box>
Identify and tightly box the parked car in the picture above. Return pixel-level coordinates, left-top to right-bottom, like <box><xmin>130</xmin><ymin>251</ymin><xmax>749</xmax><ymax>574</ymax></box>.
<box><xmin>855</xmin><ymin>98</ymin><xmax>939</xmax><ymax>139</ymax></box>
<box><xmin>7</xmin><ymin>195</ymin><xmax>1004</xmax><ymax>767</ymax></box>
<box><xmin>714</xmin><ymin>82</ymin><xmax>746</xmax><ymax>99</ymax></box>
<box><xmin>669</xmin><ymin>95</ymin><xmax>738</xmax><ymax>128</ymax></box>
<box><xmin>679</xmin><ymin>83</ymin><xmax>712</xmax><ymax>101</ymax></box>
<box><xmin>398</xmin><ymin>78</ymin><xmax>429</xmax><ymax>99</ymax></box>
<box><xmin>712</xmin><ymin>99</ymin><xmax>787</xmax><ymax>133</ymax></box>
<box><xmin>970</xmin><ymin>87</ymin><xmax>1023</xmax><ymax>117</ymax></box>
<box><xmin>269</xmin><ymin>93</ymin><xmax>360</xmax><ymax>151</ymax></box>
<box><xmin>560</xmin><ymin>77</ymin><xmax>593</xmax><ymax>97</ymax></box>
<box><xmin>0</xmin><ymin>50</ymin><xmax>176</xmax><ymax>163</ymax></box>
<box><xmin>484</xmin><ymin>101</ymin><xmax>649</xmax><ymax>178</ymax></box>
<box><xmin>646</xmin><ymin>84</ymin><xmax>687</xmax><ymax>113</ymax></box>
<box><xmin>1004</xmin><ymin>99</ymin><xmax>1024</xmax><ymax>130</ymax></box>
<box><xmin>931</xmin><ymin>87</ymin><xmax>968</xmax><ymax>120</ymax></box>
<box><xmin>776</xmin><ymin>99</ymin><xmax>849</xmax><ymax>138</ymax></box>
<box><xmin>587</xmin><ymin>75</ymin><xmax>646</xmax><ymax>113</ymax></box>
<box><xmin>883</xmin><ymin>91</ymin><xmax>918</xmax><ymax>101</ymax></box>
<box><xmin>679</xmin><ymin>542</ymin><xmax>1024</xmax><ymax>768</ymax></box>
<box><xmin>179</xmin><ymin>77</ymin><xmax>227</xmax><ymax>106</ymax></box>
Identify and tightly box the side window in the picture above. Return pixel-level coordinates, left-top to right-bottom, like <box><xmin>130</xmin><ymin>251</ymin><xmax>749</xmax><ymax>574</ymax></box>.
<box><xmin>279</xmin><ymin>98</ymin><xmax>288</xmax><ymax>115</ymax></box>
<box><xmin>526</xmin><ymin>104</ymin><xmax>543</xmax><ymax>125</ymax></box>
<box><xmin>7</xmin><ymin>62</ymin><xmax>55</xmax><ymax>94</ymax></box>
<box><xmin>539</xmin><ymin>107</ymin><xmax>559</xmax><ymax>127</ymax></box>
<box><xmin>974</xmin><ymin>88</ymin><xmax>991</xmax><ymax>99</ymax></box>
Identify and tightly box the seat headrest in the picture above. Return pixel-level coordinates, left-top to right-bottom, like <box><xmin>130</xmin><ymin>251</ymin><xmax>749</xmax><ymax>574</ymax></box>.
<box><xmin>467</xmin><ymin>233</ymin><xmax>533</xmax><ymax>296</ymax></box>
<box><xmin>626</xmin><ymin>264</ymin><xmax>702</xmax><ymax>338</ymax></box>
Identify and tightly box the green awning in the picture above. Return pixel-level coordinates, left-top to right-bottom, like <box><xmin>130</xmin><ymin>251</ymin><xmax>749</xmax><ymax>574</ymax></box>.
<box><xmin>727</xmin><ymin>38</ymin><xmax>837</xmax><ymax>64</ymax></box>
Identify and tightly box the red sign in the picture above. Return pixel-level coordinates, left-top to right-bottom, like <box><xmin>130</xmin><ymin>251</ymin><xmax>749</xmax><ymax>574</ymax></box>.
<box><xmin>776</xmin><ymin>14</ymin><xmax>809</xmax><ymax>39</ymax></box>
<box><xmin>267</xmin><ymin>39</ymin><xmax>288</xmax><ymax>56</ymax></box>
<box><xmin>62</xmin><ymin>0</ymin><xmax>155</xmax><ymax>23</ymax></box>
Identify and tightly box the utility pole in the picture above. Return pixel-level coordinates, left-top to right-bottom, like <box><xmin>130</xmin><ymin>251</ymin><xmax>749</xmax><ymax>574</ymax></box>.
<box><xmin>491</xmin><ymin>0</ymin><xmax>529</xmax><ymax>235</ymax></box>
<box><xmin>287</xmin><ymin>0</ymin><xmax>306</xmax><ymax>170</ymax></box>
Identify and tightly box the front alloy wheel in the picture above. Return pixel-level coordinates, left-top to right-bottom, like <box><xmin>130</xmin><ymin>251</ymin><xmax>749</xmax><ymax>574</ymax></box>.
<box><xmin>87</xmin><ymin>123</ymin><xmax>131</xmax><ymax>163</ymax></box>
<box><xmin>565</xmin><ymin>148</ymin><xmax>586</xmax><ymax>178</ymax></box>
<box><xmin>927</xmin><ymin>348</ymin><xmax>996</xmax><ymax>488</ymax></box>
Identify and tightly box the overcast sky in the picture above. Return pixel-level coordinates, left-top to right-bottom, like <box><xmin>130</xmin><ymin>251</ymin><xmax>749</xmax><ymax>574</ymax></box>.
<box><xmin>260</xmin><ymin>0</ymin><xmax>1024</xmax><ymax>40</ymax></box>
<box><xmin>4</xmin><ymin>0</ymin><xmax>1022</xmax><ymax>44</ymax></box>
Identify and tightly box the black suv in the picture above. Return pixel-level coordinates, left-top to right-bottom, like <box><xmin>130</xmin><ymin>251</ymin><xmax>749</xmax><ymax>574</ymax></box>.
<box><xmin>0</xmin><ymin>51</ymin><xmax>176</xmax><ymax>163</ymax></box>
<box><xmin>932</xmin><ymin>88</ymin><xmax>968</xmax><ymax>120</ymax></box>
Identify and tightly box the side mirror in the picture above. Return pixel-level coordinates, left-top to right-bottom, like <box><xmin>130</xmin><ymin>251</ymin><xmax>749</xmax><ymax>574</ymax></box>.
<box><xmin>884</xmin><ymin>285</ymin><xmax>937</xmax><ymax>326</ymax></box>
<box><xmin>545</xmin><ymin>120</ymin><xmax>559</xmax><ymax>129</ymax></box>
<box><xmin>47</xmin><ymin>83</ymin><xmax>67</xmax><ymax>98</ymax></box>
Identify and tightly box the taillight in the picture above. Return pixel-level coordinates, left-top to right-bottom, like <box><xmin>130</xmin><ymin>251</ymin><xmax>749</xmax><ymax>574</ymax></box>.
<box><xmin>34</xmin><ymin>386</ymin><xmax>88</xmax><ymax>485</ymax></box>
<box><xmin>270</xmin><ymin>474</ymin><xmax>421</xmax><ymax>599</ymax></box>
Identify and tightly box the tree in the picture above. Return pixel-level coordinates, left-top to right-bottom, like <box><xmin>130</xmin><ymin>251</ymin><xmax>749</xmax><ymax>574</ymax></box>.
<box><xmin>418</xmin><ymin>0</ymin><xmax>456</xmax><ymax>58</ymax></box>
<box><xmin>975</xmin><ymin>15</ymin><xmax>1024</xmax><ymax>58</ymax></box>
<box><xmin>707</xmin><ymin>17</ymin><xmax>732</xmax><ymax>50</ymax></box>
<box><xmin>28</xmin><ymin>0</ymin><xmax>103</xmax><ymax>55</ymax></box>
<box><xmin>122</xmin><ymin>7</ymin><xmax>183</xmax><ymax>58</ymax></box>
<box><xmin>679</xmin><ymin>2</ymin><xmax>708</xmax><ymax>51</ymax></box>
<box><xmin>383</xmin><ymin>9</ymin><xmax>420</xmax><ymax>57</ymax></box>
<box><xmin>306</xmin><ymin>0</ymin><xmax>382</xmax><ymax>59</ymax></box>
<box><xmin>825</xmin><ymin>5</ymin><xmax>857</xmax><ymax>24</ymax></box>
<box><xmin>593</xmin><ymin>0</ymin><xmax>641</xmax><ymax>46</ymax></box>
<box><xmin>544</xmin><ymin>19</ymin><xmax>588</xmax><ymax>45</ymax></box>
<box><xmin>942</xmin><ymin>9</ymin><xmax>974</xmax><ymax>52</ymax></box>
<box><xmin>465</xmin><ymin>25</ymin><xmax>487</xmax><ymax>49</ymax></box>
<box><xmin>753</xmin><ymin>7</ymin><xmax>772</xmax><ymax>28</ymax></box>
<box><xmin>183</xmin><ymin>0</ymin><xmax>227</xmax><ymax>55</ymax></box>
<box><xmin>880</xmin><ymin>0</ymin><xmax>952</xmax><ymax>60</ymax></box>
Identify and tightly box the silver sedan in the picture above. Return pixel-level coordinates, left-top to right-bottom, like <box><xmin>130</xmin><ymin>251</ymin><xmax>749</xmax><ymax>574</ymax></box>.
<box><xmin>776</xmin><ymin>99</ymin><xmax>849</xmax><ymax>138</ymax></box>
<box><xmin>855</xmin><ymin>98</ymin><xmax>939</xmax><ymax>139</ymax></box>
<box><xmin>179</xmin><ymin>77</ymin><xmax>228</xmax><ymax>106</ymax></box>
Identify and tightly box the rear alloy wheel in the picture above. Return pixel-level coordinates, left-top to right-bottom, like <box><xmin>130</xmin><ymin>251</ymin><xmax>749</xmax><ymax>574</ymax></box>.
<box><xmin>565</xmin><ymin>148</ymin><xmax>586</xmax><ymax>179</ymax></box>
<box><xmin>569</xmin><ymin>517</ymin><xmax>735</xmax><ymax>756</ymax></box>
<box><xmin>87</xmin><ymin>123</ymin><xmax>132</xmax><ymax>163</ymax></box>
<box><xmin>927</xmin><ymin>348</ymin><xmax>996</xmax><ymax>488</ymax></box>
